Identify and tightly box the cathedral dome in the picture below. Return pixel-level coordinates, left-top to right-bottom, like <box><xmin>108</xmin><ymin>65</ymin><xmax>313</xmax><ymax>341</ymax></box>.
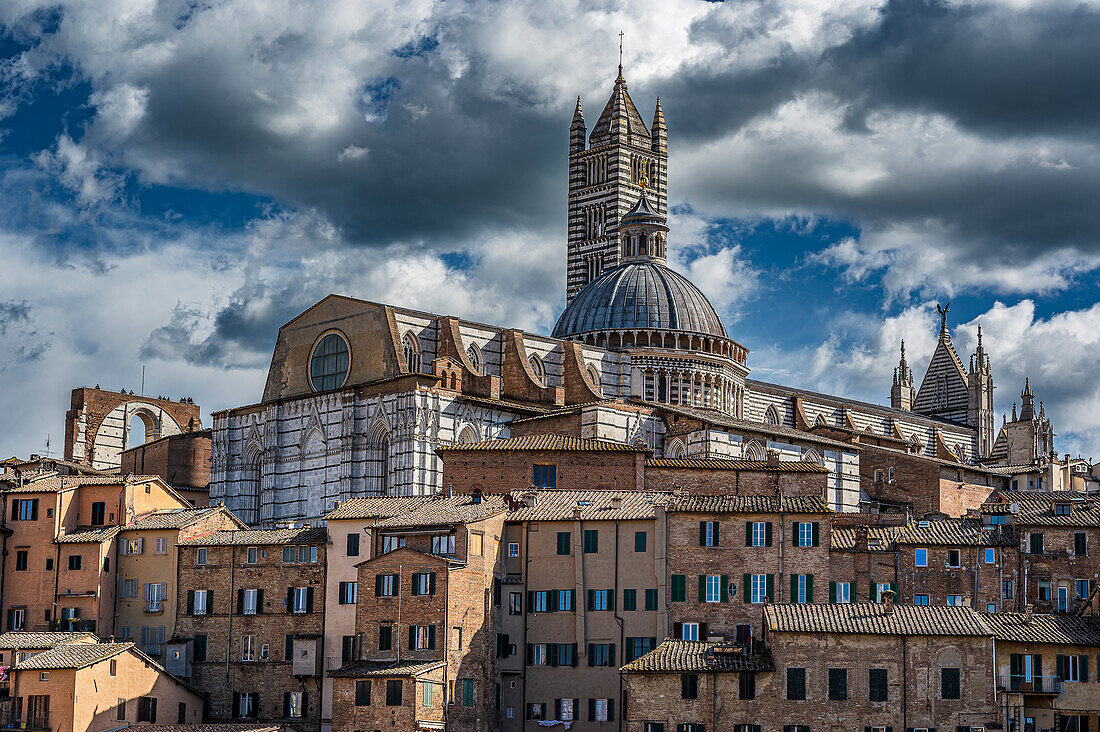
<box><xmin>552</xmin><ymin>260</ymin><xmax>727</xmax><ymax>339</ymax></box>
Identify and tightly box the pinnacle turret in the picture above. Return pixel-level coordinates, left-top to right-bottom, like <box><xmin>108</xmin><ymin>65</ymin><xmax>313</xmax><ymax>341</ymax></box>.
<box><xmin>891</xmin><ymin>339</ymin><xmax>916</xmax><ymax>411</ymax></box>
<box><xmin>651</xmin><ymin>97</ymin><xmax>667</xmax><ymax>154</ymax></box>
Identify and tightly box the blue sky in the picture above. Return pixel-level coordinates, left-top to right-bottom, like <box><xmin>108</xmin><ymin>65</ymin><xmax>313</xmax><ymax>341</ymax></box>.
<box><xmin>1</xmin><ymin>0</ymin><xmax>1099</xmax><ymax>461</ymax></box>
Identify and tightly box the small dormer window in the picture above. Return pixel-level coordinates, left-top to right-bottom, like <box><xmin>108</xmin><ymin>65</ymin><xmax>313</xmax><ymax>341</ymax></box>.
<box><xmin>1055</xmin><ymin>503</ymin><xmax>1072</xmax><ymax>516</ymax></box>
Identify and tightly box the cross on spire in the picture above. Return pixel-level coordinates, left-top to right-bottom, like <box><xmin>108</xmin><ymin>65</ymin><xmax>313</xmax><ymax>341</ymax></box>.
<box><xmin>617</xmin><ymin>31</ymin><xmax>625</xmax><ymax>82</ymax></box>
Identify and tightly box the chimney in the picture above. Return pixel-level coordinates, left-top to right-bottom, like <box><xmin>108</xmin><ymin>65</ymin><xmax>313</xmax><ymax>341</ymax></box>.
<box><xmin>472</xmin><ymin>489</ymin><xmax>483</xmax><ymax>505</ymax></box>
<box><xmin>611</xmin><ymin>496</ymin><xmax>622</xmax><ymax>509</ymax></box>
<box><xmin>766</xmin><ymin>450</ymin><xmax>780</xmax><ymax>467</ymax></box>
<box><xmin>1024</xmin><ymin>603</ymin><xmax>1033</xmax><ymax>623</ymax></box>
<box><xmin>854</xmin><ymin>525</ymin><xmax>869</xmax><ymax>552</ymax></box>
<box><xmin>880</xmin><ymin>589</ymin><xmax>896</xmax><ymax>612</ymax></box>
<box><xmin>962</xmin><ymin>594</ymin><xmax>972</xmax><ymax>608</ymax></box>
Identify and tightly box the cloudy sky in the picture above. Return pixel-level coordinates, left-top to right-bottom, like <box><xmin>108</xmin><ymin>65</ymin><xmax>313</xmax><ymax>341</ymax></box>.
<box><xmin>1</xmin><ymin>0</ymin><xmax>1098</xmax><ymax>460</ymax></box>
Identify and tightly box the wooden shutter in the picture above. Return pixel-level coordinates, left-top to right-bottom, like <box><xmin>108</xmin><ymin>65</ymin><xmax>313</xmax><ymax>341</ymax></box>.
<box><xmin>699</xmin><ymin>522</ymin><xmax>706</xmax><ymax>546</ymax></box>
<box><xmin>409</xmin><ymin>625</ymin><xmax>417</xmax><ymax>650</ymax></box>
<box><xmin>428</xmin><ymin>573</ymin><xmax>436</xmax><ymax>595</ymax></box>
<box><xmin>765</xmin><ymin>522</ymin><xmax>773</xmax><ymax>546</ymax></box>
<box><xmin>721</xmin><ymin>575</ymin><xmax>730</xmax><ymax>602</ymax></box>
<box><xmin>807</xmin><ymin>575</ymin><xmax>814</xmax><ymax>603</ymax></box>
<box><xmin>236</xmin><ymin>589</ymin><xmax>244</xmax><ymax>615</ymax></box>
<box><xmin>766</xmin><ymin>574</ymin><xmax>774</xmax><ymax>602</ymax></box>
<box><xmin>792</xmin><ymin>522</ymin><xmax>801</xmax><ymax>545</ymax></box>
<box><xmin>698</xmin><ymin>575</ymin><xmax>706</xmax><ymax>602</ymax></box>
<box><xmin>187</xmin><ymin>590</ymin><xmax>195</xmax><ymax>615</ymax></box>
<box><xmin>306</xmin><ymin>587</ymin><xmax>314</xmax><ymax>612</ymax></box>
<box><xmin>257</xmin><ymin>589</ymin><xmax>264</xmax><ymax>614</ymax></box>
<box><xmin>745</xmin><ymin>522</ymin><xmax>752</xmax><ymax>546</ymax></box>
<box><xmin>743</xmin><ymin>574</ymin><xmax>751</xmax><ymax>602</ymax></box>
<box><xmin>829</xmin><ymin>582</ymin><xmax>836</xmax><ymax>604</ymax></box>
<box><xmin>812</xmin><ymin>522</ymin><xmax>820</xmax><ymax>547</ymax></box>
<box><xmin>427</xmin><ymin>624</ymin><xmax>436</xmax><ymax>649</ymax></box>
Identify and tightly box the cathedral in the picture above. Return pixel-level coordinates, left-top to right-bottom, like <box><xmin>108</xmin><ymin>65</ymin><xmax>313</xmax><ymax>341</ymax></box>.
<box><xmin>209</xmin><ymin>65</ymin><xmax>1060</xmax><ymax>526</ymax></box>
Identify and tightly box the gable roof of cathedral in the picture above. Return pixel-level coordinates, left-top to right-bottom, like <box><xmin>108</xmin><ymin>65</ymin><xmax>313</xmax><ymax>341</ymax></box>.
<box><xmin>913</xmin><ymin>315</ymin><xmax>970</xmax><ymax>422</ymax></box>
<box><xmin>588</xmin><ymin>70</ymin><xmax>652</xmax><ymax>146</ymax></box>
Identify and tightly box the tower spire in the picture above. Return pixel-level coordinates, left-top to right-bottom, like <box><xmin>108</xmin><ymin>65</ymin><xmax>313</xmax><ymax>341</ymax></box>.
<box><xmin>617</xmin><ymin>30</ymin><xmax>624</xmax><ymax>83</ymax></box>
<box><xmin>891</xmin><ymin>339</ymin><xmax>915</xmax><ymax>411</ymax></box>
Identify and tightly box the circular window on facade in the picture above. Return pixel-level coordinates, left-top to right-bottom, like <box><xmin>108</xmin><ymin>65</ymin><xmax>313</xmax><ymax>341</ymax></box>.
<box><xmin>310</xmin><ymin>333</ymin><xmax>350</xmax><ymax>391</ymax></box>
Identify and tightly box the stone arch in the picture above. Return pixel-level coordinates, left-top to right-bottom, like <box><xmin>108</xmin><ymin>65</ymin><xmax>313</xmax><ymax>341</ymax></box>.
<box><xmin>802</xmin><ymin>448</ymin><xmax>823</xmax><ymax>466</ymax></box>
<box><xmin>745</xmin><ymin>439</ymin><xmax>765</xmax><ymax>461</ymax></box>
<box><xmin>764</xmin><ymin>405</ymin><xmax>781</xmax><ymax>426</ymax></box>
<box><xmin>665</xmin><ymin>438</ymin><xmax>686</xmax><ymax>459</ymax></box>
<box><xmin>402</xmin><ymin>331</ymin><xmax>422</xmax><ymax>374</ymax></box>
<box><xmin>239</xmin><ymin>441</ymin><xmax>263</xmax><ymax>525</ymax></box>
<box><xmin>528</xmin><ymin>354</ymin><xmax>545</xmax><ymax>385</ymax></box>
<box><xmin>814</xmin><ymin>414</ymin><xmax>828</xmax><ymax>428</ymax></box>
<box><xmin>457</xmin><ymin>423</ymin><xmax>481</xmax><ymax>445</ymax></box>
<box><xmin>466</xmin><ymin>343</ymin><xmax>483</xmax><ymax>375</ymax></box>
<box><xmin>92</xmin><ymin>402</ymin><xmax>184</xmax><ymax>472</ymax></box>
<box><xmin>586</xmin><ymin>364</ymin><xmax>602</xmax><ymax>396</ymax></box>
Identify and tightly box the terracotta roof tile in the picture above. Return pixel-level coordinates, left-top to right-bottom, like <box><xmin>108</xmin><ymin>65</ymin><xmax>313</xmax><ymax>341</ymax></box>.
<box><xmin>667</xmin><ymin>494</ymin><xmax>831</xmax><ymax>514</ymax></box>
<box><xmin>506</xmin><ymin>490</ymin><xmax>671</xmax><ymax>522</ymax></box>
<box><xmin>620</xmin><ymin>640</ymin><xmax>774</xmax><ymax>674</ymax></box>
<box><xmin>180</xmin><ymin>526</ymin><xmax>327</xmax><ymax>546</ymax></box>
<box><xmin>132</xmin><ymin>726</ymin><xmax>290</xmax><ymax>732</ymax></box>
<box><xmin>325</xmin><ymin>496</ymin><xmax>435</xmax><ymax>521</ymax></box>
<box><xmin>894</xmin><ymin>518</ymin><xmax>1015</xmax><ymax>547</ymax></box>
<box><xmin>124</xmin><ymin>507</ymin><xmax>237</xmax><ymax>531</ymax></box>
<box><xmin>0</xmin><ymin>631</ymin><xmax>96</xmax><ymax>650</ymax></box>
<box><xmin>647</xmin><ymin>457</ymin><xmax>829</xmax><ymax>473</ymax></box>
<box><xmin>437</xmin><ymin>434</ymin><xmax>649</xmax><ymax>453</ymax></box>
<box><xmin>765</xmin><ymin>603</ymin><xmax>991</xmax><ymax>637</ymax></box>
<box><xmin>370</xmin><ymin>495</ymin><xmax>507</xmax><ymax>528</ymax></box>
<box><xmin>55</xmin><ymin>526</ymin><xmax>121</xmax><ymax>544</ymax></box>
<box><xmin>983</xmin><ymin>491</ymin><xmax>1100</xmax><ymax>527</ymax></box>
<box><xmin>830</xmin><ymin>526</ymin><xmax>899</xmax><ymax>552</ymax></box>
<box><xmin>982</xmin><ymin>612</ymin><xmax>1100</xmax><ymax>646</ymax></box>
<box><xmin>14</xmin><ymin>641</ymin><xmax>132</xmax><ymax>670</ymax></box>
<box><xmin>328</xmin><ymin>658</ymin><xmax>446</xmax><ymax>678</ymax></box>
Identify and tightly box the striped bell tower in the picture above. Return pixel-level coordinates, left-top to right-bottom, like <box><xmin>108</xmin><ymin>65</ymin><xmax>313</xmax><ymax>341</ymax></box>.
<box><xmin>566</xmin><ymin>63</ymin><xmax>668</xmax><ymax>303</ymax></box>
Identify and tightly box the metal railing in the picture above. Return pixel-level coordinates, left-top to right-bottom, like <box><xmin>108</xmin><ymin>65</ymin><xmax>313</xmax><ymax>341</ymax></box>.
<box><xmin>996</xmin><ymin>675</ymin><xmax>1062</xmax><ymax>693</ymax></box>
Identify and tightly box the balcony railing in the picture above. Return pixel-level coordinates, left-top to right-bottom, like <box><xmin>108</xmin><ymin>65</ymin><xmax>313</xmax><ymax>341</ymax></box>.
<box><xmin>145</xmin><ymin>601</ymin><xmax>164</xmax><ymax>614</ymax></box>
<box><xmin>997</xmin><ymin>675</ymin><xmax>1062</xmax><ymax>694</ymax></box>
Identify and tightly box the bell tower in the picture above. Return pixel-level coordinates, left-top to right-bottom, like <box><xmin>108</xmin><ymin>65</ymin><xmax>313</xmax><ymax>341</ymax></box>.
<box><xmin>967</xmin><ymin>324</ymin><xmax>996</xmax><ymax>457</ymax></box>
<box><xmin>566</xmin><ymin>51</ymin><xmax>667</xmax><ymax>303</ymax></box>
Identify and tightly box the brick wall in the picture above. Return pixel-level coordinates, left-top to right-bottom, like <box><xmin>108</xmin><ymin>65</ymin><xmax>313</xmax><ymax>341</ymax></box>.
<box><xmin>644</xmin><ymin>467</ymin><xmax>827</xmax><ymax>498</ymax></box>
<box><xmin>443</xmin><ymin>450</ymin><xmax>644</xmax><ymax>494</ymax></box>
<box><xmin>120</xmin><ymin>430</ymin><xmax>211</xmax><ymax>489</ymax></box>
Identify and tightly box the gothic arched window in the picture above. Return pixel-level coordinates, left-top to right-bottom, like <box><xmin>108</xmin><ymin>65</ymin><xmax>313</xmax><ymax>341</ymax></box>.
<box><xmin>528</xmin><ymin>354</ymin><xmax>545</xmax><ymax>385</ymax></box>
<box><xmin>402</xmin><ymin>332</ymin><xmax>422</xmax><ymax>374</ymax></box>
<box><xmin>466</xmin><ymin>343</ymin><xmax>483</xmax><ymax>375</ymax></box>
<box><xmin>764</xmin><ymin>405</ymin><xmax>781</xmax><ymax>426</ymax></box>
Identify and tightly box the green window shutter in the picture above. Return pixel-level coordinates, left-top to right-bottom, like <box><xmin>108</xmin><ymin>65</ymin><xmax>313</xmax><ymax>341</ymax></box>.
<box><xmin>792</xmin><ymin>522</ymin><xmax>800</xmax><ymax>545</ymax></box>
<box><xmin>790</xmin><ymin>574</ymin><xmax>798</xmax><ymax>600</ymax></box>
<box><xmin>698</xmin><ymin>575</ymin><xmax>706</xmax><ymax>603</ymax></box>
<box><xmin>714</xmin><ymin>522</ymin><xmax>720</xmax><ymax>546</ymax></box>
<box><xmin>766</xmin><ymin>574</ymin><xmax>775</xmax><ymax>602</ymax></box>
<box><xmin>765</xmin><ymin>522</ymin><xmax>773</xmax><ymax>547</ymax></box>
<box><xmin>871</xmin><ymin>582</ymin><xmax>879</xmax><ymax>602</ymax></box>
<box><xmin>745</xmin><ymin>522</ymin><xmax>752</xmax><ymax>546</ymax></box>
<box><xmin>635</xmin><ymin>531</ymin><xmax>646</xmax><ymax>552</ymax></box>
<box><xmin>721</xmin><ymin>575</ymin><xmax>729</xmax><ymax>603</ymax></box>
<box><xmin>829</xmin><ymin>581</ymin><xmax>837</xmax><ymax>604</ymax></box>
<box><xmin>1081</xmin><ymin>655</ymin><xmax>1090</xmax><ymax>682</ymax></box>
<box><xmin>807</xmin><ymin>575</ymin><xmax>814</xmax><ymax>603</ymax></box>
<box><xmin>891</xmin><ymin>582</ymin><xmax>898</xmax><ymax>597</ymax></box>
<box><xmin>699</xmin><ymin>522</ymin><xmax>707</xmax><ymax>546</ymax></box>
<box><xmin>1056</xmin><ymin>654</ymin><xmax>1066</xmax><ymax>680</ymax></box>
<box><xmin>671</xmin><ymin>575</ymin><xmax>686</xmax><ymax>603</ymax></box>
<box><xmin>812</xmin><ymin>522</ymin><xmax>820</xmax><ymax>547</ymax></box>
<box><xmin>743</xmin><ymin>573</ymin><xmax>751</xmax><ymax>602</ymax></box>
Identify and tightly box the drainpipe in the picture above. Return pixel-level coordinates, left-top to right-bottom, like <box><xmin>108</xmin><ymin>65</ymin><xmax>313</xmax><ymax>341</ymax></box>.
<box><xmin>902</xmin><ymin>634</ymin><xmax>908</xmax><ymax>729</ymax></box>
<box><xmin>613</xmin><ymin>522</ymin><xmax>623</xmax><ymax>732</ymax></box>
<box><xmin>226</xmin><ymin>547</ymin><xmax>235</xmax><ymax>681</ymax></box>
<box><xmin>520</xmin><ymin>521</ymin><xmax>530</xmax><ymax>728</ymax></box>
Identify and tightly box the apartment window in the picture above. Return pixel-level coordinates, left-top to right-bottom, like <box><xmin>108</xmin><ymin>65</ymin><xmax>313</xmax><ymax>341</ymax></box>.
<box><xmin>109</xmin><ymin>659</ymin><xmax>117</xmax><ymax>676</ymax></box>
<box><xmin>941</xmin><ymin>667</ymin><xmax>961</xmax><ymax>699</ymax></box>
<box><xmin>533</xmin><ymin>464</ymin><xmax>556</xmax><ymax>489</ymax></box>
<box><xmin>589</xmin><ymin>698</ymin><xmax>613</xmax><ymax>722</ymax></box>
<box><xmin>192</xmin><ymin>589</ymin><xmax>209</xmax><ymax>615</ymax></box>
<box><xmin>529</xmin><ymin>643</ymin><xmax>546</xmax><ymax>666</ymax></box>
<box><xmin>409</xmin><ymin>624</ymin><xmax>436</xmax><ymax>650</ymax></box>
<box><xmin>155</xmin><ymin>538</ymin><xmax>168</xmax><ymax>554</ymax></box>
<box><xmin>681</xmin><ymin>674</ymin><xmax>699</xmax><ymax>700</ymax></box>
<box><xmin>645</xmin><ymin>588</ymin><xmax>658</xmax><ymax>611</ymax></box>
<box><xmin>340</xmin><ymin>635</ymin><xmax>355</xmax><ymax>663</ymax></box>
<box><xmin>830</xmin><ymin>581</ymin><xmax>851</xmax><ymax>604</ymax></box>
<box><xmin>1058</xmin><ymin>654</ymin><xmax>1089</xmax><ymax>682</ymax></box>
<box><xmin>240</xmin><ymin>588</ymin><xmax>260</xmax><ymax>615</ymax></box>
<box><xmin>874</xmin><ymin>469</ymin><xmax>884</xmax><ymax>482</ymax></box>
<box><xmin>284</xmin><ymin>691</ymin><xmax>305</xmax><ymax>718</ymax></box>
<box><xmin>791</xmin><ymin>574</ymin><xmax>813</xmax><ymax>603</ymax></box>
<box><xmin>298</xmin><ymin>545</ymin><xmax>317</xmax><ymax>563</ymax></box>
<box><xmin>68</xmin><ymin>555</ymin><xmax>82</xmax><ymax>571</ymax></box>
<box><xmin>509</xmin><ymin>592</ymin><xmax>522</xmax><ymax>615</ymax></box>
<box><xmin>828</xmin><ymin>668</ymin><xmax>848</xmax><ymax>700</ymax></box>
<box><xmin>235</xmin><ymin>692</ymin><xmax>257</xmax><ymax>718</ymax></box>
<box><xmin>1075</xmin><ymin>532</ymin><xmax>1087</xmax><ymax>556</ymax></box>
<box><xmin>914</xmin><ymin>594</ymin><xmax>930</xmax><ymax>605</ymax></box>
<box><xmin>623</xmin><ymin>589</ymin><xmax>637</xmax><ymax>611</ymax></box>
<box><xmin>193</xmin><ymin>635</ymin><xmax>207</xmax><ymax>662</ymax></box>
<box><xmin>627</xmin><ymin>637</ymin><xmax>656</xmax><ymax>662</ymax></box>
<box><xmin>887</xmin><ymin>467</ymin><xmax>895</xmax><ymax>482</ymax></box>
<box><xmin>587</xmin><ymin>589</ymin><xmax>612</xmax><ymax>611</ymax></box>
<box><xmin>947</xmin><ymin>549</ymin><xmax>961</xmax><ymax>568</ymax></box>
<box><xmin>988</xmin><ymin>514</ymin><xmax>1006</xmax><ymax>525</ymax></box>
<box><xmin>985</xmin><ymin>548</ymin><xmax>996</xmax><ymax>563</ymax></box>
<box><xmin>700</xmin><ymin>521</ymin><xmax>719</xmax><ymax>547</ymax></box>
<box><xmin>1030</xmin><ymin>532</ymin><xmax>1044</xmax><ymax>555</ymax></box>
<box><xmin>1076</xmin><ymin>579</ymin><xmax>1091</xmax><ymax>600</ymax></box>
<box><xmin>787</xmin><ymin>667</ymin><xmax>806</xmax><ymax>700</ymax></box>
<box><xmin>1003</xmin><ymin>581</ymin><xmax>1014</xmax><ymax>599</ymax></box>
<box><xmin>556</xmin><ymin>532</ymin><xmax>572</xmax><ymax>555</ymax></box>
<box><xmin>196</xmin><ymin>548</ymin><xmax>207</xmax><ymax>565</ymax></box>
<box><xmin>558</xmin><ymin>589</ymin><xmax>574</xmax><ymax>611</ymax></box>
<box><xmin>1055</xmin><ymin>502</ymin><xmax>1072</xmax><ymax>515</ymax></box>
<box><xmin>12</xmin><ymin>498</ymin><xmax>38</xmax><ymax>521</ymax></box>
<box><xmin>644</xmin><ymin>725</ymin><xmax>666</xmax><ymax>732</ymax></box>
<box><xmin>681</xmin><ymin>623</ymin><xmax>699</xmax><ymax>641</ymax></box>
<box><xmin>469</xmin><ymin>532</ymin><xmax>483</xmax><ymax>556</ymax></box>
<box><xmin>338</xmin><ymin>581</ymin><xmax>358</xmax><ymax>604</ymax></box>
<box><xmin>794</xmin><ymin>521</ymin><xmax>818</xmax><ymax>547</ymax></box>
<box><xmin>378</xmin><ymin>625</ymin><xmax>393</xmax><ymax>651</ymax></box>
<box><xmin>508</xmin><ymin>542</ymin><xmax>520</xmax><ymax>557</ymax></box>
<box><xmin>412</xmin><ymin>572</ymin><xmax>436</xmax><ymax>597</ymax></box>
<box><xmin>748</xmin><ymin>521</ymin><xmax>772</xmax><ymax>547</ymax></box>
<box><xmin>1057</xmin><ymin>585</ymin><xmax>1071</xmax><ymax>612</ymax></box>
<box><xmin>45</xmin><ymin>558</ymin><xmax>52</xmax><ymax>570</ymax></box>
<box><xmin>748</xmin><ymin>574</ymin><xmax>770</xmax><ymax>604</ymax></box>
<box><xmin>14</xmin><ymin>551</ymin><xmax>27</xmax><ymax>572</ymax></box>
<box><xmin>452</xmin><ymin>627</ymin><xmax>463</xmax><ymax>650</ymax></box>
<box><xmin>431</xmin><ymin>535</ymin><xmax>455</xmax><ymax>556</ymax></box>
<box><xmin>1038</xmin><ymin>579</ymin><xmax>1052</xmax><ymax>602</ymax></box>
<box><xmin>246</xmin><ymin>547</ymin><xmax>258</xmax><ymax>564</ymax></box>
<box><xmin>116</xmin><ymin>699</ymin><xmax>126</xmax><ymax>721</ymax></box>
<box><xmin>375</xmin><ymin>574</ymin><xmax>398</xmax><ymax>597</ymax></box>
<box><xmin>123</xmin><ymin>538</ymin><xmax>143</xmax><ymax>555</ymax></box>
<box><xmin>289</xmin><ymin>587</ymin><xmax>311</xmax><ymax>613</ymax></box>
<box><xmin>423</xmin><ymin>681</ymin><xmax>434</xmax><ymax>707</ymax></box>
<box><xmin>459</xmin><ymin>678</ymin><xmax>474</xmax><ymax>707</ymax></box>
<box><xmin>915</xmin><ymin>548</ymin><xmax>928</xmax><ymax>567</ymax></box>
<box><xmin>739</xmin><ymin>672</ymin><xmax>756</xmax><ymax>699</ymax></box>
<box><xmin>635</xmin><ymin>531</ymin><xmax>647</xmax><ymax>552</ymax></box>
<box><xmin>344</xmin><ymin>532</ymin><xmax>360</xmax><ymax>557</ymax></box>
<box><xmin>558</xmin><ymin>698</ymin><xmax>575</xmax><ymax>721</ymax></box>
<box><xmin>90</xmin><ymin>502</ymin><xmax>105</xmax><ymax>526</ymax></box>
<box><xmin>386</xmin><ymin>680</ymin><xmax>403</xmax><ymax>706</ymax></box>
<box><xmin>138</xmin><ymin>697</ymin><xmax>158</xmax><ymax>723</ymax></box>
<box><xmin>588</xmin><ymin>643</ymin><xmax>615</xmax><ymax>667</ymax></box>
<box><xmin>355</xmin><ymin>680</ymin><xmax>371</xmax><ymax>706</ymax></box>
<box><xmin>869</xmin><ymin>668</ymin><xmax>888</xmax><ymax>701</ymax></box>
<box><xmin>946</xmin><ymin>595</ymin><xmax>965</xmax><ymax>606</ymax></box>
<box><xmin>987</xmin><ymin>603</ymin><xmax>997</xmax><ymax>612</ymax></box>
<box><xmin>241</xmin><ymin>635</ymin><xmax>256</xmax><ymax>661</ymax></box>
<box><xmin>382</xmin><ymin>535</ymin><xmax>405</xmax><ymax>553</ymax></box>
<box><xmin>531</xmin><ymin>591</ymin><xmax>549</xmax><ymax>612</ymax></box>
<box><xmin>527</xmin><ymin>703</ymin><xmax>546</xmax><ymax>720</ymax></box>
<box><xmin>704</xmin><ymin>575</ymin><xmax>724</xmax><ymax>603</ymax></box>
<box><xmin>583</xmin><ymin>529</ymin><xmax>599</xmax><ymax>554</ymax></box>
